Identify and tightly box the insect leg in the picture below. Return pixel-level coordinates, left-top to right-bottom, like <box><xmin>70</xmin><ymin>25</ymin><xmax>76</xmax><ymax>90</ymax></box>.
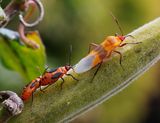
<box><xmin>113</xmin><ymin>50</ymin><xmax>124</xmax><ymax>70</ymax></box>
<box><xmin>60</xmin><ymin>77</ymin><xmax>65</xmax><ymax>90</ymax></box>
<box><xmin>88</xmin><ymin>43</ymin><xmax>99</xmax><ymax>53</ymax></box>
<box><xmin>39</xmin><ymin>82</ymin><xmax>45</xmax><ymax>93</ymax></box>
<box><xmin>40</xmin><ymin>84</ymin><xmax>52</xmax><ymax>91</ymax></box>
<box><xmin>40</xmin><ymin>86</ymin><xmax>45</xmax><ymax>93</ymax></box>
<box><xmin>70</xmin><ymin>66</ymin><xmax>76</xmax><ymax>72</ymax></box>
<box><xmin>65</xmin><ymin>74</ymin><xmax>79</xmax><ymax>81</ymax></box>
<box><xmin>31</xmin><ymin>88</ymin><xmax>38</xmax><ymax>104</ymax></box>
<box><xmin>31</xmin><ymin>92</ymin><xmax>34</xmax><ymax>105</ymax></box>
<box><xmin>90</xmin><ymin>61</ymin><xmax>103</xmax><ymax>83</ymax></box>
<box><xmin>120</xmin><ymin>42</ymin><xmax>141</xmax><ymax>47</ymax></box>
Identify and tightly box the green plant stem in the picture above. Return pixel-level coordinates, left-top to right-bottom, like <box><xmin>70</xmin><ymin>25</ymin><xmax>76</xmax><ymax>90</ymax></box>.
<box><xmin>0</xmin><ymin>107</ymin><xmax>12</xmax><ymax>123</ymax></box>
<box><xmin>7</xmin><ymin>17</ymin><xmax>160</xmax><ymax>123</ymax></box>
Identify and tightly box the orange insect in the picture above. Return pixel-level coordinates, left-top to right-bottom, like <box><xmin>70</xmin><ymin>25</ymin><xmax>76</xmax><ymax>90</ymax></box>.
<box><xmin>40</xmin><ymin>65</ymin><xmax>78</xmax><ymax>91</ymax></box>
<box><xmin>21</xmin><ymin>66</ymin><xmax>77</xmax><ymax>101</ymax></box>
<box><xmin>21</xmin><ymin>65</ymin><xmax>77</xmax><ymax>101</ymax></box>
<box><xmin>74</xmin><ymin>12</ymin><xmax>141</xmax><ymax>81</ymax></box>
<box><xmin>21</xmin><ymin>46</ymin><xmax>78</xmax><ymax>101</ymax></box>
<box><xmin>40</xmin><ymin>46</ymin><xmax>78</xmax><ymax>90</ymax></box>
<box><xmin>21</xmin><ymin>76</ymin><xmax>41</xmax><ymax>101</ymax></box>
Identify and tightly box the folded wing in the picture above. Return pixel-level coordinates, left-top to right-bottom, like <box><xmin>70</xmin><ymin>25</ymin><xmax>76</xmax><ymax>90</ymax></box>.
<box><xmin>74</xmin><ymin>55</ymin><xmax>95</xmax><ymax>73</ymax></box>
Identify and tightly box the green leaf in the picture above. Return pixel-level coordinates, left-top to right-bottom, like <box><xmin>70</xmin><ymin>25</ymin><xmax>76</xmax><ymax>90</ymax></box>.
<box><xmin>11</xmin><ymin>18</ymin><xmax>160</xmax><ymax>123</ymax></box>
<box><xmin>0</xmin><ymin>30</ymin><xmax>46</xmax><ymax>81</ymax></box>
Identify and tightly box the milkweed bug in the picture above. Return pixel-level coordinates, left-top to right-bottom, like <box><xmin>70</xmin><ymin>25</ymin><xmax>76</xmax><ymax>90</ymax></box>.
<box><xmin>40</xmin><ymin>65</ymin><xmax>78</xmax><ymax>91</ymax></box>
<box><xmin>21</xmin><ymin>46</ymin><xmax>78</xmax><ymax>101</ymax></box>
<box><xmin>21</xmin><ymin>76</ymin><xmax>41</xmax><ymax>101</ymax></box>
<box><xmin>40</xmin><ymin>45</ymin><xmax>78</xmax><ymax>91</ymax></box>
<box><xmin>74</xmin><ymin>11</ymin><xmax>141</xmax><ymax>82</ymax></box>
<box><xmin>20</xmin><ymin>67</ymin><xmax>48</xmax><ymax>102</ymax></box>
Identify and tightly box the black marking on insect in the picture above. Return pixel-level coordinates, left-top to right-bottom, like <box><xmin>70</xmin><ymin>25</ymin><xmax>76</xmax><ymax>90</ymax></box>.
<box><xmin>48</xmin><ymin>68</ymin><xmax>58</xmax><ymax>73</ymax></box>
<box><xmin>51</xmin><ymin>72</ymin><xmax>63</xmax><ymax>79</ymax></box>
<box><xmin>30</xmin><ymin>82</ymin><xmax>36</xmax><ymax>88</ymax></box>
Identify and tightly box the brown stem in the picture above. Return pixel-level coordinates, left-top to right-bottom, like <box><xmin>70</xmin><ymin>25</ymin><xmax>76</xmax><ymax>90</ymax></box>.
<box><xmin>18</xmin><ymin>23</ymin><xmax>39</xmax><ymax>48</ymax></box>
<box><xmin>2</xmin><ymin>0</ymin><xmax>26</xmax><ymax>27</ymax></box>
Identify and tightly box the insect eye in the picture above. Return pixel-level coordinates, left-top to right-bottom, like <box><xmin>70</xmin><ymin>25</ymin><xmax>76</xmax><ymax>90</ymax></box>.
<box><xmin>65</xmin><ymin>66</ymin><xmax>71</xmax><ymax>71</ymax></box>
<box><xmin>117</xmin><ymin>36</ymin><xmax>125</xmax><ymax>41</ymax></box>
<box><xmin>65</xmin><ymin>66</ymin><xmax>68</xmax><ymax>70</ymax></box>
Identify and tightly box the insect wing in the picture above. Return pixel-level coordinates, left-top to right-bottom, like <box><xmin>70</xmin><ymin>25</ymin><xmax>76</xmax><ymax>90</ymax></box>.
<box><xmin>30</xmin><ymin>82</ymin><xmax>36</xmax><ymax>88</ymax></box>
<box><xmin>74</xmin><ymin>55</ymin><xmax>95</xmax><ymax>73</ymax></box>
<box><xmin>52</xmin><ymin>72</ymin><xmax>63</xmax><ymax>80</ymax></box>
<box><xmin>48</xmin><ymin>67</ymin><xmax>58</xmax><ymax>73</ymax></box>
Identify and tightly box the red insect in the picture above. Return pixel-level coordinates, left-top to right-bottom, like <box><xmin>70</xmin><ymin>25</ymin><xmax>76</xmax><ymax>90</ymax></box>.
<box><xmin>40</xmin><ymin>46</ymin><xmax>78</xmax><ymax>90</ymax></box>
<box><xmin>21</xmin><ymin>65</ymin><xmax>78</xmax><ymax>101</ymax></box>
<box><xmin>21</xmin><ymin>76</ymin><xmax>41</xmax><ymax>101</ymax></box>
<box><xmin>21</xmin><ymin>46</ymin><xmax>78</xmax><ymax>101</ymax></box>
<box><xmin>40</xmin><ymin>65</ymin><xmax>78</xmax><ymax>91</ymax></box>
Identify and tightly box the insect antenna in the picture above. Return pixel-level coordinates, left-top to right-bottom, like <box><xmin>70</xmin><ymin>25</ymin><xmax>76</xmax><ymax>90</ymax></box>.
<box><xmin>108</xmin><ymin>10</ymin><xmax>124</xmax><ymax>36</ymax></box>
<box><xmin>36</xmin><ymin>66</ymin><xmax>42</xmax><ymax>75</ymax></box>
<box><xmin>67</xmin><ymin>45</ymin><xmax>72</xmax><ymax>66</ymax></box>
<box><xmin>42</xmin><ymin>65</ymin><xmax>49</xmax><ymax>75</ymax></box>
<box><xmin>125</xmin><ymin>34</ymin><xmax>135</xmax><ymax>39</ymax></box>
<box><xmin>36</xmin><ymin>65</ymin><xmax>49</xmax><ymax>76</ymax></box>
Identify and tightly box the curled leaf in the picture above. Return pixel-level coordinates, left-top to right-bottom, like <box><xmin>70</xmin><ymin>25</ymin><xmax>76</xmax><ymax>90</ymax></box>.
<box><xmin>0</xmin><ymin>28</ymin><xmax>46</xmax><ymax>81</ymax></box>
<box><xmin>0</xmin><ymin>91</ymin><xmax>24</xmax><ymax>123</ymax></box>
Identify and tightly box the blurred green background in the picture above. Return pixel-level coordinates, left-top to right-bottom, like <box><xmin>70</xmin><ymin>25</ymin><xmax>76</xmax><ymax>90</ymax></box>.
<box><xmin>1</xmin><ymin>0</ymin><xmax>160</xmax><ymax>123</ymax></box>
